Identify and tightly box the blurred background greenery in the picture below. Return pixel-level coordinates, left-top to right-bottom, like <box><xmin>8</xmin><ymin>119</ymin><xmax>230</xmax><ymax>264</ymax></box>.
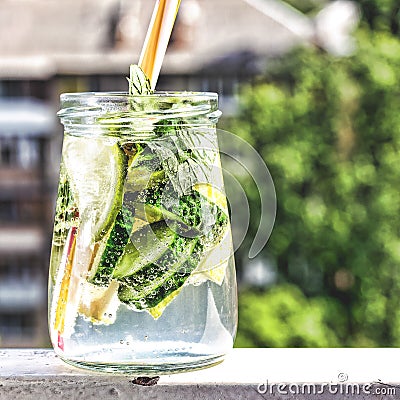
<box><xmin>231</xmin><ymin>0</ymin><xmax>400</xmax><ymax>347</ymax></box>
<box><xmin>0</xmin><ymin>0</ymin><xmax>399</xmax><ymax>348</ymax></box>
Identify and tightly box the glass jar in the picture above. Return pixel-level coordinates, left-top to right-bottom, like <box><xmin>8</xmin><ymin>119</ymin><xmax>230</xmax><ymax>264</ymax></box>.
<box><xmin>48</xmin><ymin>92</ymin><xmax>238</xmax><ymax>374</ymax></box>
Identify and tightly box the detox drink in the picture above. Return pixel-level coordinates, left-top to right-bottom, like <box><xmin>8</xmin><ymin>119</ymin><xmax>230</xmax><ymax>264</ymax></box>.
<box><xmin>48</xmin><ymin>90</ymin><xmax>238</xmax><ymax>373</ymax></box>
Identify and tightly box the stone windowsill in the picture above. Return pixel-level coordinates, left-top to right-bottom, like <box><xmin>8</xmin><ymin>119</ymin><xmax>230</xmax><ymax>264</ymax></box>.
<box><xmin>0</xmin><ymin>348</ymin><xmax>399</xmax><ymax>399</ymax></box>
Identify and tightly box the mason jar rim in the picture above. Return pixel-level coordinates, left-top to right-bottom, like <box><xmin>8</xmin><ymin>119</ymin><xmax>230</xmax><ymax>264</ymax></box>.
<box><xmin>58</xmin><ymin>91</ymin><xmax>221</xmax><ymax>137</ymax></box>
<box><xmin>60</xmin><ymin>91</ymin><xmax>219</xmax><ymax>101</ymax></box>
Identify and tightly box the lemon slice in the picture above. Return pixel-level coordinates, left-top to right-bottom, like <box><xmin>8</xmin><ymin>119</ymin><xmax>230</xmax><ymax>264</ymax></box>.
<box><xmin>79</xmin><ymin>280</ymin><xmax>120</xmax><ymax>325</ymax></box>
<box><xmin>190</xmin><ymin>183</ymin><xmax>232</xmax><ymax>286</ymax></box>
<box><xmin>147</xmin><ymin>287</ymin><xmax>183</xmax><ymax>319</ymax></box>
<box><xmin>193</xmin><ymin>183</ymin><xmax>228</xmax><ymax>215</ymax></box>
<box><xmin>197</xmin><ymin>261</ymin><xmax>228</xmax><ymax>285</ymax></box>
<box><xmin>188</xmin><ymin>230</ymin><xmax>232</xmax><ymax>286</ymax></box>
<box><xmin>62</xmin><ymin>135</ymin><xmax>127</xmax><ymax>241</ymax></box>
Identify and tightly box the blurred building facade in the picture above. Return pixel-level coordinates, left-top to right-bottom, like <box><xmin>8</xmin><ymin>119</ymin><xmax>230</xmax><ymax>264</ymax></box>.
<box><xmin>0</xmin><ymin>99</ymin><xmax>55</xmax><ymax>346</ymax></box>
<box><xmin>0</xmin><ymin>0</ymin><xmax>301</xmax><ymax>347</ymax></box>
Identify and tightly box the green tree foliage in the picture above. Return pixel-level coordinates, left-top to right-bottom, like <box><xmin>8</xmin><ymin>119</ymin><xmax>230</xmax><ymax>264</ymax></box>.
<box><xmin>355</xmin><ymin>0</ymin><xmax>400</xmax><ymax>33</ymax></box>
<box><xmin>231</xmin><ymin>30</ymin><xmax>400</xmax><ymax>347</ymax></box>
<box><xmin>236</xmin><ymin>285</ymin><xmax>344</xmax><ymax>347</ymax></box>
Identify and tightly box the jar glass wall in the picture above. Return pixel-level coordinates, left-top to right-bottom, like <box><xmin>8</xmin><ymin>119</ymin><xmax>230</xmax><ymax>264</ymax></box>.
<box><xmin>48</xmin><ymin>92</ymin><xmax>238</xmax><ymax>374</ymax></box>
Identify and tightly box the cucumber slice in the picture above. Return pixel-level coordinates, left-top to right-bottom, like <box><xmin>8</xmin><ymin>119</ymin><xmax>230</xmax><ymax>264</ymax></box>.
<box><xmin>133</xmin><ymin>202</ymin><xmax>184</xmax><ymax>225</ymax></box>
<box><xmin>117</xmin><ymin>239</ymin><xmax>201</xmax><ymax>310</ymax></box>
<box><xmin>124</xmin><ymin>147</ymin><xmax>165</xmax><ymax>192</ymax></box>
<box><xmin>131</xmin><ymin>244</ymin><xmax>202</xmax><ymax>309</ymax></box>
<box><xmin>125</xmin><ymin>168</ymin><xmax>166</xmax><ymax>193</ymax></box>
<box><xmin>89</xmin><ymin>206</ymin><xmax>135</xmax><ymax>286</ymax></box>
<box><xmin>134</xmin><ymin>189</ymin><xmax>228</xmax><ymax>241</ymax></box>
<box><xmin>113</xmin><ymin>221</ymin><xmax>176</xmax><ymax>278</ymax></box>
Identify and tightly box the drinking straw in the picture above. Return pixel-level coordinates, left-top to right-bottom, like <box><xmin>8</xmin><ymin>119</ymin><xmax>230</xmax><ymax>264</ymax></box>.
<box><xmin>139</xmin><ymin>0</ymin><xmax>182</xmax><ymax>89</ymax></box>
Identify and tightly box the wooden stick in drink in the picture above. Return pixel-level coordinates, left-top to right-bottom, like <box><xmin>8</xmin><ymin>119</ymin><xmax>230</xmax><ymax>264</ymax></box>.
<box><xmin>139</xmin><ymin>0</ymin><xmax>182</xmax><ymax>89</ymax></box>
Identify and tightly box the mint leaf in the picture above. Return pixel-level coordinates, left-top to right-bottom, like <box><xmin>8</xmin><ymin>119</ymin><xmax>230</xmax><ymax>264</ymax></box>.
<box><xmin>148</xmin><ymin>123</ymin><xmax>216</xmax><ymax>196</ymax></box>
<box><xmin>127</xmin><ymin>65</ymin><xmax>153</xmax><ymax>95</ymax></box>
<box><xmin>127</xmin><ymin>65</ymin><xmax>216</xmax><ymax>196</ymax></box>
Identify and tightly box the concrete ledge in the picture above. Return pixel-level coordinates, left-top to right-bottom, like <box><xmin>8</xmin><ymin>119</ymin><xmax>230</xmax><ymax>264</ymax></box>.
<box><xmin>1</xmin><ymin>349</ymin><xmax>399</xmax><ymax>399</ymax></box>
